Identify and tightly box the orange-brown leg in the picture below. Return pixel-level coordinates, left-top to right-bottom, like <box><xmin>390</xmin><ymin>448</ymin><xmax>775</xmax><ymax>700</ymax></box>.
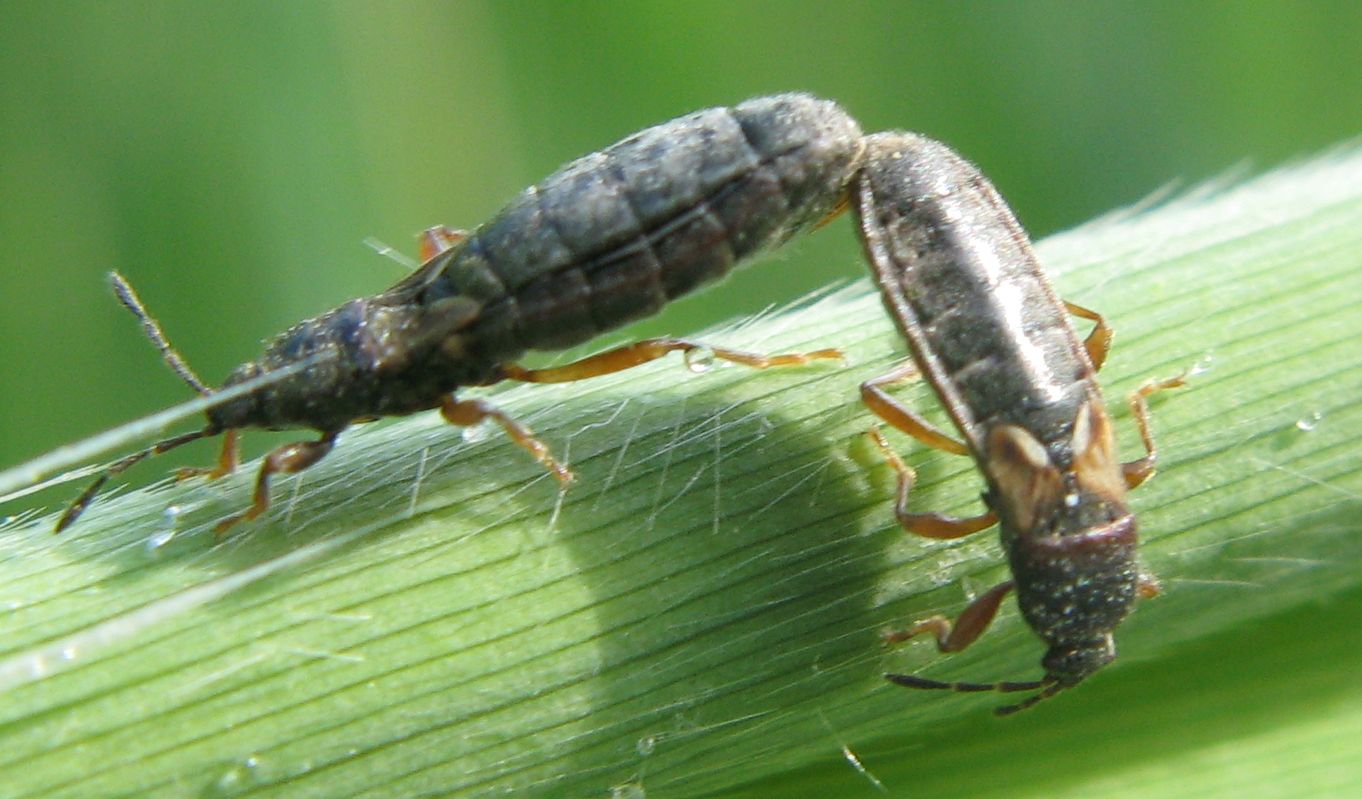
<box><xmin>418</xmin><ymin>224</ymin><xmax>468</xmax><ymax>264</ymax></box>
<box><xmin>214</xmin><ymin>431</ymin><xmax>338</xmax><ymax>536</ymax></box>
<box><xmin>1121</xmin><ymin>374</ymin><xmax>1187</xmax><ymax>489</ymax></box>
<box><xmin>497</xmin><ymin>337</ymin><xmax>842</xmax><ymax>384</ymax></box>
<box><xmin>441</xmin><ymin>397</ymin><xmax>574</xmax><ymax>485</ymax></box>
<box><xmin>884</xmin><ymin>580</ymin><xmax>1016</xmax><ymax>651</ymax></box>
<box><xmin>1065</xmin><ymin>300</ymin><xmax>1113</xmax><ymax>372</ymax></box>
<box><xmin>867</xmin><ymin>426</ymin><xmax>997</xmax><ymax>539</ymax></box>
<box><xmin>176</xmin><ymin>429</ymin><xmax>240</xmax><ymax>481</ymax></box>
<box><xmin>814</xmin><ymin>189</ymin><xmax>852</xmax><ymax>229</ymax></box>
<box><xmin>862</xmin><ymin>364</ymin><xmax>994</xmax><ymax>537</ymax></box>
<box><xmin>861</xmin><ymin>364</ymin><xmax>969</xmax><ymax>456</ymax></box>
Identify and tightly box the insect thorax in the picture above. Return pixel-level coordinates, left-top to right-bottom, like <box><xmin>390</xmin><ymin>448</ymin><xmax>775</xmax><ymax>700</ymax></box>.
<box><xmin>207</xmin><ymin>296</ymin><xmax>491</xmax><ymax>433</ymax></box>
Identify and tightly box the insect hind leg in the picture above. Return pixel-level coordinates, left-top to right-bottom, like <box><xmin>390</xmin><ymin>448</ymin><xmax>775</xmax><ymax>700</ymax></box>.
<box><xmin>496</xmin><ymin>336</ymin><xmax>842</xmax><ymax>384</ymax></box>
<box><xmin>440</xmin><ymin>397</ymin><xmax>574</xmax><ymax>485</ymax></box>
<box><xmin>866</xmin><ymin>426</ymin><xmax>996</xmax><ymax>539</ymax></box>
<box><xmin>446</xmin><ymin>337</ymin><xmax>838</xmax><ymax>488</ymax></box>
<box><xmin>861</xmin><ymin>364</ymin><xmax>995</xmax><ymax>539</ymax></box>
<box><xmin>418</xmin><ymin>224</ymin><xmax>469</xmax><ymax>264</ymax></box>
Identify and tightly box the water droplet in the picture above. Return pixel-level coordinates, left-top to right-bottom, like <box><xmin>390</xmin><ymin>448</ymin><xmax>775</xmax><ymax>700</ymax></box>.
<box><xmin>610</xmin><ymin>783</ymin><xmax>646</xmax><ymax>799</ymax></box>
<box><xmin>211</xmin><ymin>767</ymin><xmax>247</xmax><ymax>794</ymax></box>
<box><xmin>146</xmin><ymin>529</ymin><xmax>176</xmax><ymax>552</ymax></box>
<box><xmin>206</xmin><ymin>755</ymin><xmax>266</xmax><ymax>796</ymax></box>
<box><xmin>1295</xmin><ymin>411</ymin><xmax>1322</xmax><ymax>432</ymax></box>
<box><xmin>146</xmin><ymin>505</ymin><xmax>185</xmax><ymax>552</ymax></box>
<box><xmin>1189</xmin><ymin>354</ymin><xmax>1214</xmax><ymax>376</ymax></box>
<box><xmin>635</xmin><ymin>735</ymin><xmax>656</xmax><ymax>756</ymax></box>
<box><xmin>683</xmin><ymin>346</ymin><xmax>716</xmax><ymax>373</ymax></box>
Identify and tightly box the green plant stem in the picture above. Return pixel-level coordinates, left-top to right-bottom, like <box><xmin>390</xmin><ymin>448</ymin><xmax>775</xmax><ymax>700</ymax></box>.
<box><xmin>1</xmin><ymin>149</ymin><xmax>1361</xmax><ymax>799</ymax></box>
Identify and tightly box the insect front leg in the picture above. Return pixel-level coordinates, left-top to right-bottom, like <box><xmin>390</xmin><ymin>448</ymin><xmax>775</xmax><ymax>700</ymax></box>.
<box><xmin>214</xmin><ymin>431</ymin><xmax>339</xmax><ymax>536</ymax></box>
<box><xmin>884</xmin><ymin>580</ymin><xmax>1016</xmax><ymax>652</ymax></box>
<box><xmin>176</xmin><ymin>429</ymin><xmax>240</xmax><ymax>481</ymax></box>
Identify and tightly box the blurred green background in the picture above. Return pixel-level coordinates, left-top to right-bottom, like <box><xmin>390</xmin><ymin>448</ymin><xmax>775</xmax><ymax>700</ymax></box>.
<box><xmin>2</xmin><ymin>1</ymin><xmax>1361</xmax><ymax>475</ymax></box>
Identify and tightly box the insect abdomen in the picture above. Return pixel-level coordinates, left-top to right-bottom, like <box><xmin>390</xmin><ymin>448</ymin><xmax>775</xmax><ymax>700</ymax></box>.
<box><xmin>855</xmin><ymin>132</ymin><xmax>1095</xmax><ymax>455</ymax></box>
<box><xmin>427</xmin><ymin>94</ymin><xmax>865</xmax><ymax>361</ymax></box>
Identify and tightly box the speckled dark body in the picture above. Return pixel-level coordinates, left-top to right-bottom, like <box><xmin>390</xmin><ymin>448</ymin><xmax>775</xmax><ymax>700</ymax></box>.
<box><xmin>854</xmin><ymin>132</ymin><xmax>1138</xmax><ymax>688</ymax></box>
<box><xmin>210</xmin><ymin>94</ymin><xmax>864</xmax><ymax>436</ymax></box>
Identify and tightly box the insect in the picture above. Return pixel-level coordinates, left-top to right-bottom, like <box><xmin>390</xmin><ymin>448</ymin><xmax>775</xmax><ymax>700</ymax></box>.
<box><xmin>851</xmin><ymin>131</ymin><xmax>1183</xmax><ymax>714</ymax></box>
<box><xmin>56</xmin><ymin>94</ymin><xmax>863</xmax><ymax>535</ymax></box>
<box><xmin>54</xmin><ymin>96</ymin><xmax>1178</xmax><ymax>715</ymax></box>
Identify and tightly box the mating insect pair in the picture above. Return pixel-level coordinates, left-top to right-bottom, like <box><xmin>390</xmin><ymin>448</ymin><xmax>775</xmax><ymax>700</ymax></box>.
<box><xmin>56</xmin><ymin>94</ymin><xmax>1178</xmax><ymax>714</ymax></box>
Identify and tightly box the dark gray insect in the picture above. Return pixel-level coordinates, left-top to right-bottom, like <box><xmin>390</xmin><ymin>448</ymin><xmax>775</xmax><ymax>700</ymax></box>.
<box><xmin>852</xmin><ymin>131</ymin><xmax>1182</xmax><ymax>714</ymax></box>
<box><xmin>56</xmin><ymin>95</ymin><xmax>1180</xmax><ymax>716</ymax></box>
<box><xmin>57</xmin><ymin>94</ymin><xmax>861</xmax><ymax>534</ymax></box>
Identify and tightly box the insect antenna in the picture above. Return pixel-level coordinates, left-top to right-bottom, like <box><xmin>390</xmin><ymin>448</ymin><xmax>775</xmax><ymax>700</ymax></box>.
<box><xmin>54</xmin><ymin>426</ymin><xmax>215</xmax><ymax>532</ymax></box>
<box><xmin>994</xmin><ymin>682</ymin><xmax>1065</xmax><ymax>716</ymax></box>
<box><xmin>54</xmin><ymin>272</ymin><xmax>219</xmax><ymax>532</ymax></box>
<box><xmin>884</xmin><ymin>672</ymin><xmax>1059</xmax><ymax>716</ymax></box>
<box><xmin>109</xmin><ymin>270</ymin><xmax>210</xmax><ymax>395</ymax></box>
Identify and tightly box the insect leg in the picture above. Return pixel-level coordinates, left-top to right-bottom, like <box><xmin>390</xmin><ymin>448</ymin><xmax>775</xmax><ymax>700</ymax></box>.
<box><xmin>214</xmin><ymin>431</ymin><xmax>339</xmax><ymax>536</ymax></box>
<box><xmin>860</xmin><ymin>364</ymin><xmax>969</xmax><ymax>456</ymax></box>
<box><xmin>1121</xmin><ymin>374</ymin><xmax>1187</xmax><ymax>488</ymax></box>
<box><xmin>866</xmin><ymin>426</ymin><xmax>997</xmax><ymax>539</ymax></box>
<box><xmin>440</xmin><ymin>397</ymin><xmax>574</xmax><ymax>485</ymax></box>
<box><xmin>883</xmin><ymin>580</ymin><xmax>1057</xmax><ymax>716</ymax></box>
<box><xmin>861</xmin><ymin>365</ymin><xmax>994</xmax><ymax>538</ymax></box>
<box><xmin>175</xmin><ymin>429</ymin><xmax>240</xmax><ymax>481</ymax></box>
<box><xmin>1063</xmin><ymin>300</ymin><xmax>1113</xmax><ymax>372</ymax></box>
<box><xmin>417</xmin><ymin>225</ymin><xmax>469</xmax><ymax>264</ymax></box>
<box><xmin>496</xmin><ymin>337</ymin><xmax>842</xmax><ymax>383</ymax></box>
<box><xmin>812</xmin><ymin>190</ymin><xmax>852</xmax><ymax>229</ymax></box>
<box><xmin>883</xmin><ymin>580</ymin><xmax>1016</xmax><ymax>651</ymax></box>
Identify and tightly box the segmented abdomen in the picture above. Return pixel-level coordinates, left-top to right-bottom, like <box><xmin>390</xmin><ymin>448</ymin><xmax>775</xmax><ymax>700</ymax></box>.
<box><xmin>854</xmin><ymin>131</ymin><xmax>1098</xmax><ymax>456</ymax></box>
<box><xmin>423</xmin><ymin>93</ymin><xmax>865</xmax><ymax>361</ymax></box>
